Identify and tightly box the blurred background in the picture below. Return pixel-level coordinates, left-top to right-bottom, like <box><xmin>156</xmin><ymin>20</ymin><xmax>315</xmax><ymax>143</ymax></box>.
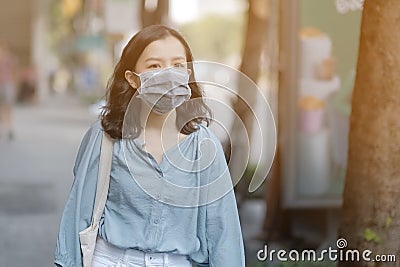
<box><xmin>0</xmin><ymin>0</ymin><xmax>363</xmax><ymax>266</ymax></box>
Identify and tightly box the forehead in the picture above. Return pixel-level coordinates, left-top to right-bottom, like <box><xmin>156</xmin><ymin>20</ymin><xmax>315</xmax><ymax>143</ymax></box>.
<box><xmin>139</xmin><ymin>36</ymin><xmax>187</xmax><ymax>61</ymax></box>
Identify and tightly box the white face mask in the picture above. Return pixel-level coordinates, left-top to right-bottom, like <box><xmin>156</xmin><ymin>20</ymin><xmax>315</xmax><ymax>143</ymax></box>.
<box><xmin>133</xmin><ymin>67</ymin><xmax>192</xmax><ymax>114</ymax></box>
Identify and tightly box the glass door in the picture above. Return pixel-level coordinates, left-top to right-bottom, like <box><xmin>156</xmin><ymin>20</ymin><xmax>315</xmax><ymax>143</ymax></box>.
<box><xmin>280</xmin><ymin>0</ymin><xmax>362</xmax><ymax>208</ymax></box>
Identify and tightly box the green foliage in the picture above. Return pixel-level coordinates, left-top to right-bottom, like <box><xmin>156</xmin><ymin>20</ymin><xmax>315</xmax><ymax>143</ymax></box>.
<box><xmin>180</xmin><ymin>13</ymin><xmax>245</xmax><ymax>62</ymax></box>
<box><xmin>363</xmin><ymin>228</ymin><xmax>381</xmax><ymax>243</ymax></box>
<box><xmin>48</xmin><ymin>0</ymin><xmax>87</xmax><ymax>62</ymax></box>
<box><xmin>48</xmin><ymin>0</ymin><xmax>75</xmax><ymax>48</ymax></box>
<box><xmin>385</xmin><ymin>217</ymin><xmax>393</xmax><ymax>228</ymax></box>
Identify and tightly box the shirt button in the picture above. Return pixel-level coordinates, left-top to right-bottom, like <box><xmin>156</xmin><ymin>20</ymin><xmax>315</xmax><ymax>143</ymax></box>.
<box><xmin>153</xmin><ymin>219</ymin><xmax>159</xmax><ymax>224</ymax></box>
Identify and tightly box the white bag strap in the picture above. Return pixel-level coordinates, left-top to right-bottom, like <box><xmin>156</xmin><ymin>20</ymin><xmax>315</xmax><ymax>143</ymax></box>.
<box><xmin>91</xmin><ymin>131</ymin><xmax>113</xmax><ymax>226</ymax></box>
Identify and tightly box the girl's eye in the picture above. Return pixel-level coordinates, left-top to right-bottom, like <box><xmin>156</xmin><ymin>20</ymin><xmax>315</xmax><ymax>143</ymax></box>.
<box><xmin>149</xmin><ymin>64</ymin><xmax>161</xmax><ymax>69</ymax></box>
<box><xmin>174</xmin><ymin>63</ymin><xmax>186</xmax><ymax>69</ymax></box>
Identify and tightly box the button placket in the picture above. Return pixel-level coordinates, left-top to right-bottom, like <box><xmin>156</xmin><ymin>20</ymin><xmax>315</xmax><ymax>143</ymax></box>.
<box><xmin>151</xmin><ymin>189</ymin><xmax>162</xmax><ymax>225</ymax></box>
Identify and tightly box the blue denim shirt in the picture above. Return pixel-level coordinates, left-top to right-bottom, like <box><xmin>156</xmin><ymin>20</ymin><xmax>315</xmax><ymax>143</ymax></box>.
<box><xmin>54</xmin><ymin>120</ymin><xmax>245</xmax><ymax>267</ymax></box>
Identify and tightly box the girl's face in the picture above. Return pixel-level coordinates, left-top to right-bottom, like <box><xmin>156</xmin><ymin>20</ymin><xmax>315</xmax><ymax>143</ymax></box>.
<box><xmin>134</xmin><ymin>35</ymin><xmax>188</xmax><ymax>74</ymax></box>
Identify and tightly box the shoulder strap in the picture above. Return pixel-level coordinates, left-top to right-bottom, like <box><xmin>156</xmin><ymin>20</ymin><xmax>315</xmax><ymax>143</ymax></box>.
<box><xmin>91</xmin><ymin>131</ymin><xmax>113</xmax><ymax>226</ymax></box>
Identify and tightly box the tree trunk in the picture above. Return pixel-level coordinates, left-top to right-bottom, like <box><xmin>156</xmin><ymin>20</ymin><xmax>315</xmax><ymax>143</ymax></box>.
<box><xmin>261</xmin><ymin>0</ymin><xmax>294</xmax><ymax>242</ymax></box>
<box><xmin>230</xmin><ymin>0</ymin><xmax>269</xmax><ymax>204</ymax></box>
<box><xmin>140</xmin><ymin>0</ymin><xmax>169</xmax><ymax>28</ymax></box>
<box><xmin>238</xmin><ymin>0</ymin><xmax>269</xmax><ymax>82</ymax></box>
<box><xmin>339</xmin><ymin>1</ymin><xmax>400</xmax><ymax>266</ymax></box>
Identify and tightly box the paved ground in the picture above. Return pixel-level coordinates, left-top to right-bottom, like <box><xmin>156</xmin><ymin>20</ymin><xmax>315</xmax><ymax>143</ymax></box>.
<box><xmin>0</xmin><ymin>93</ymin><xmax>268</xmax><ymax>266</ymax></box>
<box><xmin>0</xmin><ymin>94</ymin><xmax>96</xmax><ymax>266</ymax></box>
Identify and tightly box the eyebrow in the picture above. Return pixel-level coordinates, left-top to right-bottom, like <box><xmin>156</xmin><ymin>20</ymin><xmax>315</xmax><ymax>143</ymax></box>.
<box><xmin>145</xmin><ymin>56</ymin><xmax>186</xmax><ymax>62</ymax></box>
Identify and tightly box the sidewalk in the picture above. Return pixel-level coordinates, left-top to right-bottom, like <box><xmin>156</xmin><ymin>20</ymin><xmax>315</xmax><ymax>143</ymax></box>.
<box><xmin>0</xmin><ymin>93</ymin><xmax>97</xmax><ymax>266</ymax></box>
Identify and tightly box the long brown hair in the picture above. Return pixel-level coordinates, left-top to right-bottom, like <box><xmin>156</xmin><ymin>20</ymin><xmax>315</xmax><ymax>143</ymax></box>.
<box><xmin>100</xmin><ymin>25</ymin><xmax>212</xmax><ymax>139</ymax></box>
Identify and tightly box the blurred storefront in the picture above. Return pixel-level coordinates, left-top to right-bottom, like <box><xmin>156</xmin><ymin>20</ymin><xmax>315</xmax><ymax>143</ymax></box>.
<box><xmin>0</xmin><ymin>0</ymin><xmax>140</xmax><ymax>103</ymax></box>
<box><xmin>279</xmin><ymin>0</ymin><xmax>362</xmax><ymax>207</ymax></box>
<box><xmin>276</xmin><ymin>0</ymin><xmax>362</xmax><ymax>246</ymax></box>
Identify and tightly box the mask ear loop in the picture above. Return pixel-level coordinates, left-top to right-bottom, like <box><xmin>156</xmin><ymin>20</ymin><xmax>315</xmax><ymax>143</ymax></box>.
<box><xmin>131</xmin><ymin>69</ymin><xmax>162</xmax><ymax>92</ymax></box>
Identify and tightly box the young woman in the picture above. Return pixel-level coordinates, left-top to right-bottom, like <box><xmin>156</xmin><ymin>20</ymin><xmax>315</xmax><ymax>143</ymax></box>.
<box><xmin>55</xmin><ymin>25</ymin><xmax>245</xmax><ymax>267</ymax></box>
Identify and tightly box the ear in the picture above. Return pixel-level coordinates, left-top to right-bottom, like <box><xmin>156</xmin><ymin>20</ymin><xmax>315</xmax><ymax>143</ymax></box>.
<box><xmin>187</xmin><ymin>68</ymin><xmax>192</xmax><ymax>76</ymax></box>
<box><xmin>124</xmin><ymin>70</ymin><xmax>138</xmax><ymax>89</ymax></box>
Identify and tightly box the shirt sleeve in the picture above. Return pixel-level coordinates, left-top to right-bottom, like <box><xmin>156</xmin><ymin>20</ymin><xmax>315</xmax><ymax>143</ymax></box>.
<box><xmin>54</xmin><ymin>121</ymin><xmax>103</xmax><ymax>267</ymax></box>
<box><xmin>203</xmin><ymin>128</ymin><xmax>246</xmax><ymax>267</ymax></box>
